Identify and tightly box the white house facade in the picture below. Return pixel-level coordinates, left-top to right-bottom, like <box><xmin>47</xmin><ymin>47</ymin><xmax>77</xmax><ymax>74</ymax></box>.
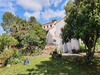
<box><xmin>42</xmin><ymin>18</ymin><xmax>80</xmax><ymax>53</ymax></box>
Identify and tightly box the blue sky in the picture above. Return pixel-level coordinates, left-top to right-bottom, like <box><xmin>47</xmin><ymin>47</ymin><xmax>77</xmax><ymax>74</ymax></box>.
<box><xmin>0</xmin><ymin>0</ymin><xmax>68</xmax><ymax>34</ymax></box>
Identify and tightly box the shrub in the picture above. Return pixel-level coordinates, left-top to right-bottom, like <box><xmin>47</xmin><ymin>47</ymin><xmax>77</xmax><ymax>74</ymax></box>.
<box><xmin>13</xmin><ymin>48</ymin><xmax>22</xmax><ymax>58</ymax></box>
<box><xmin>31</xmin><ymin>49</ymin><xmax>42</xmax><ymax>56</ymax></box>
<box><xmin>72</xmin><ymin>49</ymin><xmax>79</xmax><ymax>54</ymax></box>
<box><xmin>0</xmin><ymin>48</ymin><xmax>14</xmax><ymax>66</ymax></box>
<box><xmin>8</xmin><ymin>57</ymin><xmax>23</xmax><ymax>64</ymax></box>
<box><xmin>80</xmin><ymin>43</ymin><xmax>85</xmax><ymax>50</ymax></box>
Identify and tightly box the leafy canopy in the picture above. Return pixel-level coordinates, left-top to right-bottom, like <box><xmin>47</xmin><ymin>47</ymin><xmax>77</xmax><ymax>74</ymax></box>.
<box><xmin>62</xmin><ymin>0</ymin><xmax>100</xmax><ymax>62</ymax></box>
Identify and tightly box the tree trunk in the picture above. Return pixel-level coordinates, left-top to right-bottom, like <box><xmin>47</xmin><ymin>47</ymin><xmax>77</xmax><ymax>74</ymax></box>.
<box><xmin>86</xmin><ymin>38</ymin><xmax>97</xmax><ymax>63</ymax></box>
<box><xmin>86</xmin><ymin>48</ymin><xmax>92</xmax><ymax>63</ymax></box>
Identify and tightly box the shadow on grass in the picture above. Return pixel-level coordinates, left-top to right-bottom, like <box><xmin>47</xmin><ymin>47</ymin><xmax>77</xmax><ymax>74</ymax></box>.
<box><xmin>18</xmin><ymin>56</ymin><xmax>100</xmax><ymax>75</ymax></box>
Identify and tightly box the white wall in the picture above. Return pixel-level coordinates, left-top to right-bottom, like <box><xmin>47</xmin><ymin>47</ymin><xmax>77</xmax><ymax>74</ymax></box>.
<box><xmin>44</xmin><ymin>18</ymin><xmax>80</xmax><ymax>53</ymax></box>
<box><xmin>55</xmin><ymin>18</ymin><xmax>80</xmax><ymax>53</ymax></box>
<box><xmin>46</xmin><ymin>27</ymin><xmax>56</xmax><ymax>45</ymax></box>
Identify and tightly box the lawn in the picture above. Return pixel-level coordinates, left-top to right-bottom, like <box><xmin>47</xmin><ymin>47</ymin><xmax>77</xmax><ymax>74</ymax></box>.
<box><xmin>0</xmin><ymin>56</ymin><xmax>100</xmax><ymax>75</ymax></box>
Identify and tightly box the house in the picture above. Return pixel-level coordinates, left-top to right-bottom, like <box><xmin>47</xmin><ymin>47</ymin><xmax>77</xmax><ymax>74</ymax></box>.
<box><xmin>42</xmin><ymin>18</ymin><xmax>80</xmax><ymax>53</ymax></box>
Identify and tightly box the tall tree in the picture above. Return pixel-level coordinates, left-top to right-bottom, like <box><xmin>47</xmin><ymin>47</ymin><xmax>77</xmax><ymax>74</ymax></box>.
<box><xmin>33</xmin><ymin>23</ymin><xmax>46</xmax><ymax>49</ymax></box>
<box><xmin>29</xmin><ymin>16</ymin><xmax>37</xmax><ymax>29</ymax></box>
<box><xmin>1</xmin><ymin>12</ymin><xmax>16</xmax><ymax>32</ymax></box>
<box><xmin>62</xmin><ymin>0</ymin><xmax>100</xmax><ymax>63</ymax></box>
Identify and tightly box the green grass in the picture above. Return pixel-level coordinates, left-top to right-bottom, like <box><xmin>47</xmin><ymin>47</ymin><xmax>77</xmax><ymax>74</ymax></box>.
<box><xmin>0</xmin><ymin>56</ymin><xmax>100</xmax><ymax>75</ymax></box>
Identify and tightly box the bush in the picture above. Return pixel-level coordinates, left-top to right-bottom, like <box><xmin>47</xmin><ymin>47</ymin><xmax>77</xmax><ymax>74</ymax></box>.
<box><xmin>95</xmin><ymin>38</ymin><xmax>100</xmax><ymax>51</ymax></box>
<box><xmin>80</xmin><ymin>43</ymin><xmax>85</xmax><ymax>50</ymax></box>
<box><xmin>0</xmin><ymin>48</ymin><xmax>24</xmax><ymax>65</ymax></box>
<box><xmin>13</xmin><ymin>48</ymin><xmax>22</xmax><ymax>58</ymax></box>
<box><xmin>8</xmin><ymin>57</ymin><xmax>23</xmax><ymax>64</ymax></box>
<box><xmin>0</xmin><ymin>48</ymin><xmax>14</xmax><ymax>66</ymax></box>
<box><xmin>72</xmin><ymin>49</ymin><xmax>86</xmax><ymax>54</ymax></box>
<box><xmin>31</xmin><ymin>49</ymin><xmax>42</xmax><ymax>56</ymax></box>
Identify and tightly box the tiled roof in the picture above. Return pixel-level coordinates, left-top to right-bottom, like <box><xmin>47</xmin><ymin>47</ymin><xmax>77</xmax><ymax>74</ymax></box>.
<box><xmin>42</xmin><ymin>22</ymin><xmax>54</xmax><ymax>26</ymax></box>
<box><xmin>55</xmin><ymin>17</ymin><xmax>65</xmax><ymax>24</ymax></box>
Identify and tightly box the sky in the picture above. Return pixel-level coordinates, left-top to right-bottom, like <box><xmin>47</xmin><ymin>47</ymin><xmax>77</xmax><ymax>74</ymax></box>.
<box><xmin>0</xmin><ymin>0</ymin><xmax>68</xmax><ymax>34</ymax></box>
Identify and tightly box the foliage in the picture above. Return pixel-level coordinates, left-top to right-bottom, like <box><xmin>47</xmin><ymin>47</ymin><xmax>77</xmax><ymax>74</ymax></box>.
<box><xmin>0</xmin><ymin>33</ymin><xmax>8</xmax><ymax>52</ymax></box>
<box><xmin>0</xmin><ymin>33</ymin><xmax>18</xmax><ymax>53</ymax></box>
<box><xmin>31</xmin><ymin>49</ymin><xmax>42</xmax><ymax>56</ymax></box>
<box><xmin>1</xmin><ymin>12</ymin><xmax>16</xmax><ymax>32</ymax></box>
<box><xmin>52</xmin><ymin>19</ymin><xmax>57</xmax><ymax>22</ymax></box>
<box><xmin>33</xmin><ymin>23</ymin><xmax>46</xmax><ymax>49</ymax></box>
<box><xmin>80</xmin><ymin>42</ymin><xmax>85</xmax><ymax>50</ymax></box>
<box><xmin>8</xmin><ymin>57</ymin><xmax>23</xmax><ymax>64</ymax></box>
<box><xmin>72</xmin><ymin>49</ymin><xmax>86</xmax><ymax>54</ymax></box>
<box><xmin>62</xmin><ymin>0</ymin><xmax>100</xmax><ymax>62</ymax></box>
<box><xmin>95</xmin><ymin>38</ymin><xmax>100</xmax><ymax>51</ymax></box>
<box><xmin>0</xmin><ymin>48</ymin><xmax>23</xmax><ymax>65</ymax></box>
<box><xmin>0</xmin><ymin>48</ymin><xmax>14</xmax><ymax>66</ymax></box>
<box><xmin>29</xmin><ymin>16</ymin><xmax>37</xmax><ymax>29</ymax></box>
<box><xmin>20</xmin><ymin>30</ymin><xmax>40</xmax><ymax>47</ymax></box>
<box><xmin>1</xmin><ymin>12</ymin><xmax>46</xmax><ymax>50</ymax></box>
<box><xmin>7</xmin><ymin>36</ymin><xmax>19</xmax><ymax>47</ymax></box>
<box><xmin>8</xmin><ymin>48</ymin><xmax>23</xmax><ymax>65</ymax></box>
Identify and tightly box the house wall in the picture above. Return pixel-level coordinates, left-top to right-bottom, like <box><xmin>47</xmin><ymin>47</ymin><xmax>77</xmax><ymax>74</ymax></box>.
<box><xmin>42</xmin><ymin>23</ymin><xmax>55</xmax><ymax>30</ymax></box>
<box><xmin>43</xmin><ymin>18</ymin><xmax>80</xmax><ymax>53</ymax></box>
<box><xmin>55</xmin><ymin>18</ymin><xmax>80</xmax><ymax>53</ymax></box>
<box><xmin>46</xmin><ymin>27</ymin><xmax>56</xmax><ymax>45</ymax></box>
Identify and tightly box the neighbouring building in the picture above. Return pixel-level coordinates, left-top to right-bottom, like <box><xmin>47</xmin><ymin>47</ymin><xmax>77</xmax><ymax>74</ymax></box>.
<box><xmin>42</xmin><ymin>18</ymin><xmax>80</xmax><ymax>53</ymax></box>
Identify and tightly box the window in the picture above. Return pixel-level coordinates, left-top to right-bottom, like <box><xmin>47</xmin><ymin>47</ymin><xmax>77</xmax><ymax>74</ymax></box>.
<box><xmin>47</xmin><ymin>25</ymin><xmax>48</xmax><ymax>28</ymax></box>
<box><xmin>44</xmin><ymin>26</ymin><xmax>45</xmax><ymax>28</ymax></box>
<box><xmin>50</xmin><ymin>25</ymin><xmax>52</xmax><ymax>27</ymax></box>
<box><xmin>53</xmin><ymin>39</ymin><xmax>56</xmax><ymax>42</ymax></box>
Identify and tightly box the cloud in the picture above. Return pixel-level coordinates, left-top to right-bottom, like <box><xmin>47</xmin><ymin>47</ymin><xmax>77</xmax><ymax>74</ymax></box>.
<box><xmin>17</xmin><ymin>0</ymin><xmax>50</xmax><ymax>11</ymax></box>
<box><xmin>0</xmin><ymin>0</ymin><xmax>66</xmax><ymax>21</ymax></box>
<box><xmin>17</xmin><ymin>0</ymin><xmax>63</xmax><ymax>20</ymax></box>
<box><xmin>62</xmin><ymin>0</ymin><xmax>69</xmax><ymax>8</ymax></box>
<box><xmin>42</xmin><ymin>9</ymin><xmax>65</xmax><ymax>21</ymax></box>
<box><xmin>24</xmin><ymin>11</ymin><xmax>40</xmax><ymax>19</ymax></box>
<box><xmin>50</xmin><ymin>0</ymin><xmax>62</xmax><ymax>7</ymax></box>
<box><xmin>0</xmin><ymin>0</ymin><xmax>16</xmax><ymax>13</ymax></box>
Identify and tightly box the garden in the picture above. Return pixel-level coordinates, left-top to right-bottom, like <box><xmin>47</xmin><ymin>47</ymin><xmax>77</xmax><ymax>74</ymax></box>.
<box><xmin>0</xmin><ymin>12</ymin><xmax>46</xmax><ymax>67</ymax></box>
<box><xmin>0</xmin><ymin>0</ymin><xmax>100</xmax><ymax>75</ymax></box>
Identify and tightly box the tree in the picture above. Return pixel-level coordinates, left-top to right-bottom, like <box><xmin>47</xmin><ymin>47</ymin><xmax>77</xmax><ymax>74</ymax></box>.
<box><xmin>52</xmin><ymin>19</ymin><xmax>57</xmax><ymax>22</ymax></box>
<box><xmin>33</xmin><ymin>23</ymin><xmax>46</xmax><ymax>49</ymax></box>
<box><xmin>20</xmin><ymin>30</ymin><xmax>40</xmax><ymax>47</ymax></box>
<box><xmin>1</xmin><ymin>12</ymin><xmax>16</xmax><ymax>32</ymax></box>
<box><xmin>7</xmin><ymin>36</ymin><xmax>19</xmax><ymax>48</ymax></box>
<box><xmin>0</xmin><ymin>33</ymin><xmax>18</xmax><ymax>53</ymax></box>
<box><xmin>62</xmin><ymin>0</ymin><xmax>100</xmax><ymax>63</ymax></box>
<box><xmin>0</xmin><ymin>12</ymin><xmax>46</xmax><ymax>49</ymax></box>
<box><xmin>29</xmin><ymin>16</ymin><xmax>37</xmax><ymax>24</ymax></box>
